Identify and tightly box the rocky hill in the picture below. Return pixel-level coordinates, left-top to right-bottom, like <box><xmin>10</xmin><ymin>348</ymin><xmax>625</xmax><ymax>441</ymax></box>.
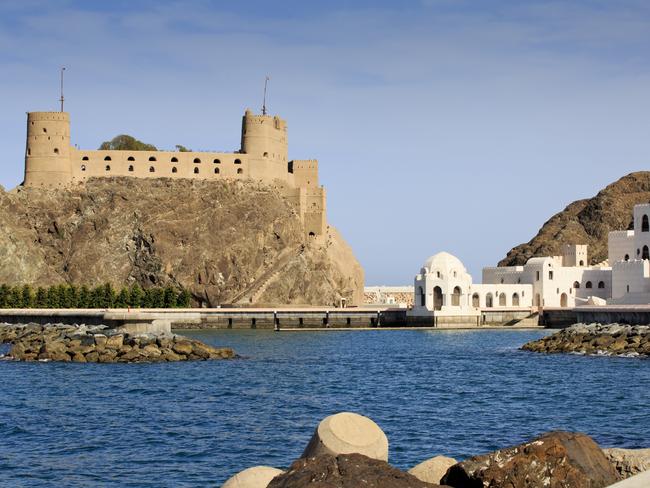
<box><xmin>0</xmin><ymin>178</ymin><xmax>364</xmax><ymax>306</ymax></box>
<box><xmin>500</xmin><ymin>172</ymin><xmax>650</xmax><ymax>266</ymax></box>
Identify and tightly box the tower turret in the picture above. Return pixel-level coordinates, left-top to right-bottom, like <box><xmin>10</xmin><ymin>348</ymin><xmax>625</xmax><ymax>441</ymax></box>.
<box><xmin>240</xmin><ymin>109</ymin><xmax>288</xmax><ymax>181</ymax></box>
<box><xmin>24</xmin><ymin>112</ymin><xmax>72</xmax><ymax>188</ymax></box>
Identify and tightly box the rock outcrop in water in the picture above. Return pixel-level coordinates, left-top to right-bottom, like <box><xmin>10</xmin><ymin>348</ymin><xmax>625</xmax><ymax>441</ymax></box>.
<box><xmin>522</xmin><ymin>323</ymin><xmax>650</xmax><ymax>356</ymax></box>
<box><xmin>500</xmin><ymin>172</ymin><xmax>650</xmax><ymax>266</ymax></box>
<box><xmin>0</xmin><ymin>178</ymin><xmax>364</xmax><ymax>306</ymax></box>
<box><xmin>0</xmin><ymin>323</ymin><xmax>235</xmax><ymax>363</ymax></box>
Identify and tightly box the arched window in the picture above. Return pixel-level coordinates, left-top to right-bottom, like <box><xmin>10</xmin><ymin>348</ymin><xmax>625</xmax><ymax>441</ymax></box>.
<box><xmin>82</xmin><ymin>156</ymin><xmax>89</xmax><ymax>161</ymax></box>
<box><xmin>128</xmin><ymin>165</ymin><xmax>134</xmax><ymax>172</ymax></box>
<box><xmin>485</xmin><ymin>293</ymin><xmax>493</xmax><ymax>308</ymax></box>
<box><xmin>193</xmin><ymin>158</ymin><xmax>201</xmax><ymax>164</ymax></box>
<box><xmin>172</xmin><ymin>167</ymin><xmax>178</xmax><ymax>173</ymax></box>
<box><xmin>43</xmin><ymin>127</ymin><xmax>47</xmax><ymax>133</ymax></box>
<box><xmin>104</xmin><ymin>156</ymin><xmax>112</xmax><ymax>161</ymax></box>
<box><xmin>625</xmin><ymin>254</ymin><xmax>630</xmax><ymax>261</ymax></box>
<box><xmin>512</xmin><ymin>293</ymin><xmax>520</xmax><ymax>306</ymax></box>
<box><xmin>213</xmin><ymin>158</ymin><xmax>221</xmax><ymax>164</ymax></box>
<box><xmin>598</xmin><ymin>281</ymin><xmax>605</xmax><ymax>289</ymax></box>
<box><xmin>149</xmin><ymin>166</ymin><xmax>155</xmax><ymax>173</ymax></box>
<box><xmin>579</xmin><ymin>260</ymin><xmax>584</xmax><ymax>266</ymax></box>
<box><xmin>451</xmin><ymin>286</ymin><xmax>461</xmax><ymax>306</ymax></box>
<box><xmin>263</xmin><ymin>152</ymin><xmax>268</xmax><ymax>157</ymax></box>
<box><xmin>643</xmin><ymin>214</ymin><xmax>649</xmax><ymax>232</ymax></box>
<box><xmin>171</xmin><ymin>157</ymin><xmax>178</xmax><ymax>163</ymax></box>
<box><xmin>234</xmin><ymin>158</ymin><xmax>242</xmax><ymax>165</ymax></box>
<box><xmin>433</xmin><ymin>286</ymin><xmax>443</xmax><ymax>311</ymax></box>
<box><xmin>499</xmin><ymin>292</ymin><xmax>506</xmax><ymax>306</ymax></box>
<box><xmin>586</xmin><ymin>281</ymin><xmax>592</xmax><ymax>289</ymax></box>
<box><xmin>214</xmin><ymin>167</ymin><xmax>220</xmax><ymax>174</ymax></box>
<box><xmin>149</xmin><ymin>156</ymin><xmax>157</xmax><ymax>162</ymax></box>
<box><xmin>573</xmin><ymin>281</ymin><xmax>580</xmax><ymax>289</ymax></box>
<box><xmin>128</xmin><ymin>156</ymin><xmax>135</xmax><ymax>161</ymax></box>
<box><xmin>308</xmin><ymin>232</ymin><xmax>316</xmax><ymax>237</ymax></box>
<box><xmin>194</xmin><ymin>167</ymin><xmax>199</xmax><ymax>174</ymax></box>
<box><xmin>560</xmin><ymin>293</ymin><xmax>568</xmax><ymax>307</ymax></box>
<box><xmin>237</xmin><ymin>168</ymin><xmax>243</xmax><ymax>174</ymax></box>
<box><xmin>472</xmin><ymin>293</ymin><xmax>480</xmax><ymax>307</ymax></box>
<box><xmin>105</xmin><ymin>165</ymin><xmax>111</xmax><ymax>171</ymax></box>
<box><xmin>644</xmin><ymin>245</ymin><xmax>649</xmax><ymax>260</ymax></box>
<box><xmin>81</xmin><ymin>165</ymin><xmax>86</xmax><ymax>171</ymax></box>
<box><xmin>53</xmin><ymin>148</ymin><xmax>59</xmax><ymax>154</ymax></box>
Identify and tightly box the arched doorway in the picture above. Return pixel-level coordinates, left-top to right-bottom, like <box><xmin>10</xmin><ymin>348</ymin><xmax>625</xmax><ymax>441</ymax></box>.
<box><xmin>417</xmin><ymin>286</ymin><xmax>425</xmax><ymax>307</ymax></box>
<box><xmin>512</xmin><ymin>293</ymin><xmax>520</xmax><ymax>306</ymax></box>
<box><xmin>485</xmin><ymin>293</ymin><xmax>493</xmax><ymax>308</ymax></box>
<box><xmin>499</xmin><ymin>292</ymin><xmax>506</xmax><ymax>307</ymax></box>
<box><xmin>451</xmin><ymin>286</ymin><xmax>461</xmax><ymax>306</ymax></box>
<box><xmin>643</xmin><ymin>245</ymin><xmax>649</xmax><ymax>260</ymax></box>
<box><xmin>433</xmin><ymin>286</ymin><xmax>443</xmax><ymax>311</ymax></box>
<box><xmin>560</xmin><ymin>293</ymin><xmax>568</xmax><ymax>307</ymax></box>
<box><xmin>472</xmin><ymin>293</ymin><xmax>480</xmax><ymax>308</ymax></box>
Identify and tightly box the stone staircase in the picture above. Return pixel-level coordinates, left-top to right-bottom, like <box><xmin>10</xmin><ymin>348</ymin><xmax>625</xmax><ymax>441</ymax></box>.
<box><xmin>230</xmin><ymin>246</ymin><xmax>304</xmax><ymax>305</ymax></box>
<box><xmin>504</xmin><ymin>312</ymin><xmax>540</xmax><ymax>327</ymax></box>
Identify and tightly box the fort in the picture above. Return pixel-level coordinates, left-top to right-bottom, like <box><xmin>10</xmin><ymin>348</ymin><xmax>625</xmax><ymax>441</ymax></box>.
<box><xmin>23</xmin><ymin>109</ymin><xmax>327</xmax><ymax>238</ymax></box>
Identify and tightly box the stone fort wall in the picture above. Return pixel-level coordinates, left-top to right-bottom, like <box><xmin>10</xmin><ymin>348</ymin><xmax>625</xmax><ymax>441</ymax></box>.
<box><xmin>23</xmin><ymin>109</ymin><xmax>326</xmax><ymax>237</ymax></box>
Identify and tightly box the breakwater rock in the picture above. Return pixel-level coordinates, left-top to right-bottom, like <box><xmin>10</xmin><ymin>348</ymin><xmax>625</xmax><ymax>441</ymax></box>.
<box><xmin>522</xmin><ymin>323</ymin><xmax>650</xmax><ymax>357</ymax></box>
<box><xmin>0</xmin><ymin>323</ymin><xmax>236</xmax><ymax>363</ymax></box>
<box><xmin>224</xmin><ymin>412</ymin><xmax>634</xmax><ymax>488</ymax></box>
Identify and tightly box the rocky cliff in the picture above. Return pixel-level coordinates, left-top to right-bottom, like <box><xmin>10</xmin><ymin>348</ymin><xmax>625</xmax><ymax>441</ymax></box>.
<box><xmin>0</xmin><ymin>178</ymin><xmax>364</xmax><ymax>306</ymax></box>
<box><xmin>500</xmin><ymin>172</ymin><xmax>650</xmax><ymax>266</ymax></box>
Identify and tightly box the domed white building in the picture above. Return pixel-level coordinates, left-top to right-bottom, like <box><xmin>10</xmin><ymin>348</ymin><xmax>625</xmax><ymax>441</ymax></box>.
<box><xmin>414</xmin><ymin>252</ymin><xmax>474</xmax><ymax>312</ymax></box>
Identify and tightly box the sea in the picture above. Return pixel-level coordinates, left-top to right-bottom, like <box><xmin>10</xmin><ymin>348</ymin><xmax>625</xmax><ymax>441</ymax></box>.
<box><xmin>0</xmin><ymin>329</ymin><xmax>648</xmax><ymax>487</ymax></box>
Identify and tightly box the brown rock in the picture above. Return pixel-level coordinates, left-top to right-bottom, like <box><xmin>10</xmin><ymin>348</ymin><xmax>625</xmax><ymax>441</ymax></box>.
<box><xmin>105</xmin><ymin>334</ymin><xmax>124</xmax><ymax>350</ymax></box>
<box><xmin>603</xmin><ymin>447</ymin><xmax>650</xmax><ymax>479</ymax></box>
<box><xmin>85</xmin><ymin>351</ymin><xmax>100</xmax><ymax>362</ymax></box>
<box><xmin>94</xmin><ymin>334</ymin><xmax>108</xmax><ymax>347</ymax></box>
<box><xmin>441</xmin><ymin>431</ymin><xmax>619</xmax><ymax>488</ymax></box>
<box><xmin>267</xmin><ymin>453</ymin><xmax>443</xmax><ymax>488</ymax></box>
<box><xmin>71</xmin><ymin>352</ymin><xmax>87</xmax><ymax>363</ymax></box>
<box><xmin>172</xmin><ymin>340</ymin><xmax>193</xmax><ymax>356</ymax></box>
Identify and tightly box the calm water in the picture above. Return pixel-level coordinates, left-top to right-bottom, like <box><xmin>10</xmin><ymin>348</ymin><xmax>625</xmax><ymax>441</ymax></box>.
<box><xmin>0</xmin><ymin>329</ymin><xmax>649</xmax><ymax>487</ymax></box>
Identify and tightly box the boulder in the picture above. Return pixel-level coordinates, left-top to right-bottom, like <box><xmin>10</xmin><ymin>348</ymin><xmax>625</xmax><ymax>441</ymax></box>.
<box><xmin>172</xmin><ymin>340</ymin><xmax>193</xmax><ymax>356</ymax></box>
<box><xmin>409</xmin><ymin>455</ymin><xmax>457</xmax><ymax>485</ymax></box>
<box><xmin>441</xmin><ymin>431</ymin><xmax>619</xmax><ymax>488</ymax></box>
<box><xmin>301</xmin><ymin>412</ymin><xmax>389</xmax><ymax>461</ymax></box>
<box><xmin>604</xmin><ymin>447</ymin><xmax>650</xmax><ymax>479</ymax></box>
<box><xmin>267</xmin><ymin>453</ymin><xmax>442</xmax><ymax>488</ymax></box>
<box><xmin>222</xmin><ymin>466</ymin><xmax>284</xmax><ymax>488</ymax></box>
<box><xmin>105</xmin><ymin>334</ymin><xmax>124</xmax><ymax>350</ymax></box>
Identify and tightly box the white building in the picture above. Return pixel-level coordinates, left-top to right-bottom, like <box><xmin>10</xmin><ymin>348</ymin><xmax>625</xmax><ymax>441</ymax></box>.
<box><xmin>410</xmin><ymin>203</ymin><xmax>650</xmax><ymax>318</ymax></box>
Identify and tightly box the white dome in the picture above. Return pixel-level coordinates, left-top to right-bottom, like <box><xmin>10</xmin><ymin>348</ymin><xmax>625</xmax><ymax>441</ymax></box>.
<box><xmin>422</xmin><ymin>252</ymin><xmax>467</xmax><ymax>274</ymax></box>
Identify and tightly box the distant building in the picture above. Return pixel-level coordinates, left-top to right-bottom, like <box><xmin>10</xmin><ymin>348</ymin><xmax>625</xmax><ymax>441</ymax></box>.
<box><xmin>364</xmin><ymin>286</ymin><xmax>414</xmax><ymax>308</ymax></box>
<box><xmin>23</xmin><ymin>109</ymin><xmax>326</xmax><ymax>238</ymax></box>
<box><xmin>409</xmin><ymin>203</ymin><xmax>650</xmax><ymax>319</ymax></box>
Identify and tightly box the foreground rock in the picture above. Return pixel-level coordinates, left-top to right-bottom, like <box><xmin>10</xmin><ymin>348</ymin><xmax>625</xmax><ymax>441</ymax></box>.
<box><xmin>0</xmin><ymin>323</ymin><xmax>235</xmax><ymax>363</ymax></box>
<box><xmin>604</xmin><ymin>448</ymin><xmax>650</xmax><ymax>479</ymax></box>
<box><xmin>408</xmin><ymin>456</ymin><xmax>457</xmax><ymax>485</ymax></box>
<box><xmin>302</xmin><ymin>412</ymin><xmax>389</xmax><ymax>461</ymax></box>
<box><xmin>222</xmin><ymin>466</ymin><xmax>284</xmax><ymax>488</ymax></box>
<box><xmin>267</xmin><ymin>453</ymin><xmax>445</xmax><ymax>488</ymax></box>
<box><xmin>441</xmin><ymin>431</ymin><xmax>620</xmax><ymax>488</ymax></box>
<box><xmin>522</xmin><ymin>323</ymin><xmax>650</xmax><ymax>357</ymax></box>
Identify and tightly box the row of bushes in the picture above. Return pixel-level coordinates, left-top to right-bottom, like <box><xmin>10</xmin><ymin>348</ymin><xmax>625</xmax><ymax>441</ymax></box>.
<box><xmin>0</xmin><ymin>284</ymin><xmax>192</xmax><ymax>309</ymax></box>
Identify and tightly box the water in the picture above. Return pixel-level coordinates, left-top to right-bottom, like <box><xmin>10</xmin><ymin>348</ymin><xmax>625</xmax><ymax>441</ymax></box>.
<box><xmin>0</xmin><ymin>329</ymin><xmax>648</xmax><ymax>487</ymax></box>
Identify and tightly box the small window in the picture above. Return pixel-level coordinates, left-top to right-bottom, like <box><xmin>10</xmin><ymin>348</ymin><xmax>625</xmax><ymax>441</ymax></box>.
<box><xmin>53</xmin><ymin>148</ymin><xmax>59</xmax><ymax>154</ymax></box>
<box><xmin>214</xmin><ymin>167</ymin><xmax>220</xmax><ymax>174</ymax></box>
<box><xmin>128</xmin><ymin>165</ymin><xmax>134</xmax><ymax>172</ymax></box>
<box><xmin>237</xmin><ymin>168</ymin><xmax>243</xmax><ymax>174</ymax></box>
<box><xmin>128</xmin><ymin>156</ymin><xmax>135</xmax><ymax>161</ymax></box>
<box><xmin>643</xmin><ymin>214</ymin><xmax>649</xmax><ymax>233</ymax></box>
<box><xmin>193</xmin><ymin>158</ymin><xmax>201</xmax><ymax>164</ymax></box>
<box><xmin>573</xmin><ymin>281</ymin><xmax>580</xmax><ymax>289</ymax></box>
<box><xmin>213</xmin><ymin>158</ymin><xmax>221</xmax><ymax>164</ymax></box>
<box><xmin>82</xmin><ymin>156</ymin><xmax>89</xmax><ymax>161</ymax></box>
<box><xmin>105</xmin><ymin>165</ymin><xmax>111</xmax><ymax>171</ymax></box>
<box><xmin>81</xmin><ymin>165</ymin><xmax>86</xmax><ymax>171</ymax></box>
<box><xmin>43</xmin><ymin>127</ymin><xmax>47</xmax><ymax>133</ymax></box>
<box><xmin>549</xmin><ymin>271</ymin><xmax>554</xmax><ymax>280</ymax></box>
<box><xmin>149</xmin><ymin>166</ymin><xmax>155</xmax><ymax>173</ymax></box>
<box><xmin>27</xmin><ymin>148</ymin><xmax>31</xmax><ymax>156</ymax></box>
<box><xmin>234</xmin><ymin>158</ymin><xmax>242</xmax><ymax>165</ymax></box>
<box><xmin>149</xmin><ymin>156</ymin><xmax>157</xmax><ymax>162</ymax></box>
<box><xmin>627</xmin><ymin>284</ymin><xmax>630</xmax><ymax>293</ymax></box>
<box><xmin>194</xmin><ymin>167</ymin><xmax>199</xmax><ymax>174</ymax></box>
<box><xmin>536</xmin><ymin>271</ymin><xmax>540</xmax><ymax>281</ymax></box>
<box><xmin>263</xmin><ymin>152</ymin><xmax>268</xmax><ymax>157</ymax></box>
<box><xmin>625</xmin><ymin>254</ymin><xmax>630</xmax><ymax>261</ymax></box>
<box><xmin>172</xmin><ymin>167</ymin><xmax>178</xmax><ymax>173</ymax></box>
<box><xmin>104</xmin><ymin>156</ymin><xmax>112</xmax><ymax>161</ymax></box>
<box><xmin>500</xmin><ymin>278</ymin><xmax>504</xmax><ymax>284</ymax></box>
<box><xmin>586</xmin><ymin>281</ymin><xmax>592</xmax><ymax>289</ymax></box>
<box><xmin>579</xmin><ymin>260</ymin><xmax>584</xmax><ymax>266</ymax></box>
<box><xmin>171</xmin><ymin>157</ymin><xmax>178</xmax><ymax>163</ymax></box>
<box><xmin>598</xmin><ymin>281</ymin><xmax>605</xmax><ymax>289</ymax></box>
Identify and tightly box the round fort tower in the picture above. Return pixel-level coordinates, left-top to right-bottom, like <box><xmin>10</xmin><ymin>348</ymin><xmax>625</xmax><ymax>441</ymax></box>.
<box><xmin>240</xmin><ymin>109</ymin><xmax>288</xmax><ymax>162</ymax></box>
<box><xmin>24</xmin><ymin>112</ymin><xmax>72</xmax><ymax>188</ymax></box>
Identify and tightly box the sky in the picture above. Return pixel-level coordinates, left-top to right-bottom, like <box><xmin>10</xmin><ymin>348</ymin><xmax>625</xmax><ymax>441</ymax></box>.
<box><xmin>1</xmin><ymin>0</ymin><xmax>649</xmax><ymax>285</ymax></box>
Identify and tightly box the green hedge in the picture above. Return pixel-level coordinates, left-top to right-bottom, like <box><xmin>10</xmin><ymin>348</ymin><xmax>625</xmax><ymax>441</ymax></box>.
<box><xmin>0</xmin><ymin>283</ymin><xmax>191</xmax><ymax>309</ymax></box>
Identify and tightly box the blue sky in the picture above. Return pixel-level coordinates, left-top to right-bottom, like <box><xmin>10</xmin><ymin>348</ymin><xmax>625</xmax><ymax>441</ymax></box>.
<box><xmin>1</xmin><ymin>0</ymin><xmax>649</xmax><ymax>284</ymax></box>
